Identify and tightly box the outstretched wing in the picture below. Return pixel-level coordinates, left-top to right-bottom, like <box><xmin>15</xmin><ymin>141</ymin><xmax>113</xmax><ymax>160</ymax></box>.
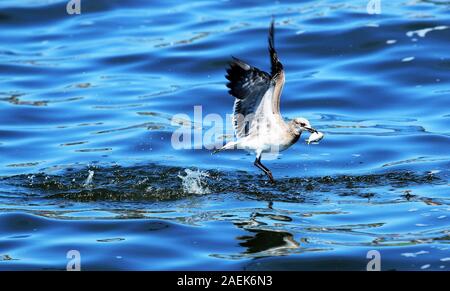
<box><xmin>268</xmin><ymin>19</ymin><xmax>285</xmax><ymax>116</ymax></box>
<box><xmin>225</xmin><ymin>19</ymin><xmax>285</xmax><ymax>138</ymax></box>
<box><xmin>225</xmin><ymin>57</ymin><xmax>271</xmax><ymax>138</ymax></box>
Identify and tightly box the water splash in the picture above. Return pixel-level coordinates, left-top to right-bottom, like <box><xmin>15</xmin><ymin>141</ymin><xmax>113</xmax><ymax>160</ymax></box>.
<box><xmin>178</xmin><ymin>169</ymin><xmax>210</xmax><ymax>195</ymax></box>
<box><xmin>83</xmin><ymin>170</ymin><xmax>95</xmax><ymax>188</ymax></box>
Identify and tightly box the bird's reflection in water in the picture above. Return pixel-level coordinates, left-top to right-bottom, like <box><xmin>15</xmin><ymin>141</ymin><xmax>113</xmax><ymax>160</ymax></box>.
<box><xmin>234</xmin><ymin>202</ymin><xmax>300</xmax><ymax>255</ymax></box>
<box><xmin>237</xmin><ymin>229</ymin><xmax>299</xmax><ymax>255</ymax></box>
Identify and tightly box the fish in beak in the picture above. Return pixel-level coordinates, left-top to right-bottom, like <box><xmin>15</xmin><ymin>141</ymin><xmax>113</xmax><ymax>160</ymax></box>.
<box><xmin>307</xmin><ymin>130</ymin><xmax>324</xmax><ymax>144</ymax></box>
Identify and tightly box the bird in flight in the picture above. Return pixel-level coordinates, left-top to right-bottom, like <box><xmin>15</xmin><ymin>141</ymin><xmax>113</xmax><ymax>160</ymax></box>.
<box><xmin>215</xmin><ymin>19</ymin><xmax>322</xmax><ymax>183</ymax></box>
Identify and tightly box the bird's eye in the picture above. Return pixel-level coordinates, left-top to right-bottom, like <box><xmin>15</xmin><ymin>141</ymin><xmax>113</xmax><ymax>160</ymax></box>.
<box><xmin>300</xmin><ymin>122</ymin><xmax>305</xmax><ymax>127</ymax></box>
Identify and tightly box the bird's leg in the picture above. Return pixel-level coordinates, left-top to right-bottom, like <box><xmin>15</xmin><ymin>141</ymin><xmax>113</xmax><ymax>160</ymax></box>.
<box><xmin>254</xmin><ymin>155</ymin><xmax>275</xmax><ymax>184</ymax></box>
<box><xmin>260</xmin><ymin>162</ymin><xmax>275</xmax><ymax>184</ymax></box>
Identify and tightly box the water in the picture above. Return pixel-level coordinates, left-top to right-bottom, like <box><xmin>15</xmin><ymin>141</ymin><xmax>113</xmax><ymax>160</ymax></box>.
<box><xmin>0</xmin><ymin>0</ymin><xmax>449</xmax><ymax>270</ymax></box>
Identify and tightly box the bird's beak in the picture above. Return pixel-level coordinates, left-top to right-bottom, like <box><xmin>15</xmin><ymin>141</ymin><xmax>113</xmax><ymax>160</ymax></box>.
<box><xmin>304</xmin><ymin>127</ymin><xmax>318</xmax><ymax>134</ymax></box>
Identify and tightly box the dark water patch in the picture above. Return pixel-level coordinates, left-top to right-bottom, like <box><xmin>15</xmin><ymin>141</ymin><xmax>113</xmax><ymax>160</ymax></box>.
<box><xmin>0</xmin><ymin>164</ymin><xmax>447</xmax><ymax>204</ymax></box>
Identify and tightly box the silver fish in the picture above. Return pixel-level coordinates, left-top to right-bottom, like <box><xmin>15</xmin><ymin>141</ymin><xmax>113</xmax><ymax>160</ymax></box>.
<box><xmin>307</xmin><ymin>131</ymin><xmax>324</xmax><ymax>144</ymax></box>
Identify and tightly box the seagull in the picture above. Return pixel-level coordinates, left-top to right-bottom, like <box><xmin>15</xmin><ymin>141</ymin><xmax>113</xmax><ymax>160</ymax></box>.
<box><xmin>215</xmin><ymin>19</ymin><xmax>319</xmax><ymax>183</ymax></box>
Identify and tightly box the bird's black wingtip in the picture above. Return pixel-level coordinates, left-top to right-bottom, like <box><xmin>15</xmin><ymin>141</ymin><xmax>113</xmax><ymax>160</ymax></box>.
<box><xmin>267</xmin><ymin>16</ymin><xmax>283</xmax><ymax>76</ymax></box>
<box><xmin>269</xmin><ymin>16</ymin><xmax>275</xmax><ymax>49</ymax></box>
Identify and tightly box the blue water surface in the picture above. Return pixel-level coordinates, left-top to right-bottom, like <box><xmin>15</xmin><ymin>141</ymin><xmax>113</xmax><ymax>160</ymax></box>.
<box><xmin>0</xmin><ymin>0</ymin><xmax>449</xmax><ymax>270</ymax></box>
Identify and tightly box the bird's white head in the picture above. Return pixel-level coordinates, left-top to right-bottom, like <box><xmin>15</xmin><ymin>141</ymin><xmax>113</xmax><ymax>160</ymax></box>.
<box><xmin>292</xmin><ymin>117</ymin><xmax>317</xmax><ymax>134</ymax></box>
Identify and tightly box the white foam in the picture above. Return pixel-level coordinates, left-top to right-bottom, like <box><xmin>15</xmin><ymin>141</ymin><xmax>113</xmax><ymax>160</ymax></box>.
<box><xmin>83</xmin><ymin>170</ymin><xmax>95</xmax><ymax>188</ymax></box>
<box><xmin>402</xmin><ymin>56</ymin><xmax>415</xmax><ymax>62</ymax></box>
<box><xmin>406</xmin><ymin>26</ymin><xmax>448</xmax><ymax>38</ymax></box>
<box><xmin>401</xmin><ymin>250</ymin><xmax>429</xmax><ymax>258</ymax></box>
<box><xmin>178</xmin><ymin>169</ymin><xmax>210</xmax><ymax>195</ymax></box>
<box><xmin>420</xmin><ymin>264</ymin><xmax>430</xmax><ymax>270</ymax></box>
